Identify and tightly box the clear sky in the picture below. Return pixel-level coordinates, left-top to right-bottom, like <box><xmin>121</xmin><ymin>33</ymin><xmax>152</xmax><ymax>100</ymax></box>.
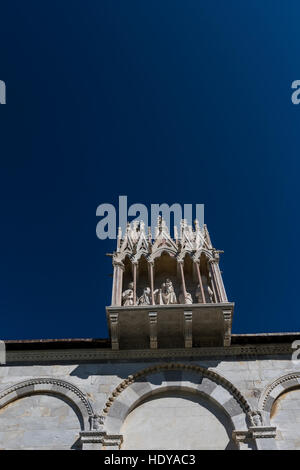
<box><xmin>0</xmin><ymin>1</ymin><xmax>300</xmax><ymax>340</ymax></box>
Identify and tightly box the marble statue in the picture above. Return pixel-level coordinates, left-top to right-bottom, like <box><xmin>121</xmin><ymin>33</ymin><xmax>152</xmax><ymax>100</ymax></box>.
<box><xmin>89</xmin><ymin>413</ymin><xmax>104</xmax><ymax>430</ymax></box>
<box><xmin>154</xmin><ymin>287</ymin><xmax>164</xmax><ymax>305</ymax></box>
<box><xmin>202</xmin><ymin>275</ymin><xmax>214</xmax><ymax>303</ymax></box>
<box><xmin>195</xmin><ymin>284</ymin><xmax>203</xmax><ymax>303</ymax></box>
<box><xmin>207</xmin><ymin>285</ymin><xmax>214</xmax><ymax>303</ymax></box>
<box><xmin>179</xmin><ymin>290</ymin><xmax>193</xmax><ymax>305</ymax></box>
<box><xmin>250</xmin><ymin>411</ymin><xmax>263</xmax><ymax>427</ymax></box>
<box><xmin>122</xmin><ymin>282</ymin><xmax>134</xmax><ymax>306</ymax></box>
<box><xmin>161</xmin><ymin>279</ymin><xmax>177</xmax><ymax>305</ymax></box>
<box><xmin>138</xmin><ymin>287</ymin><xmax>151</xmax><ymax>306</ymax></box>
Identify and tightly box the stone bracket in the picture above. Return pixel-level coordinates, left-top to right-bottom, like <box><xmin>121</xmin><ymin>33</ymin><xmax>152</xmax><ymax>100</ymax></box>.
<box><xmin>183</xmin><ymin>311</ymin><xmax>193</xmax><ymax>348</ymax></box>
<box><xmin>80</xmin><ymin>431</ymin><xmax>123</xmax><ymax>450</ymax></box>
<box><xmin>102</xmin><ymin>434</ymin><xmax>123</xmax><ymax>450</ymax></box>
<box><xmin>148</xmin><ymin>311</ymin><xmax>158</xmax><ymax>349</ymax></box>
<box><xmin>110</xmin><ymin>313</ymin><xmax>119</xmax><ymax>350</ymax></box>
<box><xmin>79</xmin><ymin>430</ymin><xmax>105</xmax><ymax>450</ymax></box>
<box><xmin>107</xmin><ymin>303</ymin><xmax>235</xmax><ymax>350</ymax></box>
<box><xmin>249</xmin><ymin>426</ymin><xmax>277</xmax><ymax>439</ymax></box>
<box><xmin>223</xmin><ymin>309</ymin><xmax>232</xmax><ymax>347</ymax></box>
<box><xmin>233</xmin><ymin>426</ymin><xmax>277</xmax><ymax>450</ymax></box>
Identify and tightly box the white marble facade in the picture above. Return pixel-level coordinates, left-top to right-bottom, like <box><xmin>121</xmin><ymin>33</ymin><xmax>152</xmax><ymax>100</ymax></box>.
<box><xmin>0</xmin><ymin>343</ymin><xmax>299</xmax><ymax>450</ymax></box>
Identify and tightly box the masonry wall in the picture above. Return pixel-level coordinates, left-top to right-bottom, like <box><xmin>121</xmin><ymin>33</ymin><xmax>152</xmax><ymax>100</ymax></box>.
<box><xmin>0</xmin><ymin>352</ymin><xmax>299</xmax><ymax>450</ymax></box>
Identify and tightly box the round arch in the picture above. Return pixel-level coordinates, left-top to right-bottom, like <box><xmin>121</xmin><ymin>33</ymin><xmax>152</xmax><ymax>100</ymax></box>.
<box><xmin>0</xmin><ymin>377</ymin><xmax>94</xmax><ymax>430</ymax></box>
<box><xmin>258</xmin><ymin>371</ymin><xmax>300</xmax><ymax>423</ymax></box>
<box><xmin>102</xmin><ymin>363</ymin><xmax>251</xmax><ymax>435</ymax></box>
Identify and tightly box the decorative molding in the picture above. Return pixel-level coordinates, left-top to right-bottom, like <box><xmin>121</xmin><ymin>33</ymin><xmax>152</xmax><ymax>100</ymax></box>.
<box><xmin>248</xmin><ymin>426</ymin><xmax>277</xmax><ymax>439</ymax></box>
<box><xmin>102</xmin><ymin>362</ymin><xmax>251</xmax><ymax>417</ymax></box>
<box><xmin>232</xmin><ymin>426</ymin><xmax>277</xmax><ymax>443</ymax></box>
<box><xmin>259</xmin><ymin>371</ymin><xmax>300</xmax><ymax>411</ymax></box>
<box><xmin>102</xmin><ymin>434</ymin><xmax>123</xmax><ymax>449</ymax></box>
<box><xmin>0</xmin><ymin>377</ymin><xmax>94</xmax><ymax>430</ymax></box>
<box><xmin>4</xmin><ymin>343</ymin><xmax>294</xmax><ymax>363</ymax></box>
<box><xmin>79</xmin><ymin>430</ymin><xmax>105</xmax><ymax>444</ymax></box>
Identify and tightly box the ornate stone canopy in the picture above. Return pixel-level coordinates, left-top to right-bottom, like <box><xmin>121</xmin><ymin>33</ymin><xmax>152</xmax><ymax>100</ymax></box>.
<box><xmin>106</xmin><ymin>218</ymin><xmax>234</xmax><ymax>350</ymax></box>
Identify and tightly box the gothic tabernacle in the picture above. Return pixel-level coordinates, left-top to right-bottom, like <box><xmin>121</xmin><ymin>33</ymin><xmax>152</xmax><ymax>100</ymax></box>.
<box><xmin>106</xmin><ymin>217</ymin><xmax>233</xmax><ymax>350</ymax></box>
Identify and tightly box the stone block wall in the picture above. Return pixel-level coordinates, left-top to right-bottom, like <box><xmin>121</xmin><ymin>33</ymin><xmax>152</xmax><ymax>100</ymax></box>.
<box><xmin>0</xmin><ymin>350</ymin><xmax>299</xmax><ymax>450</ymax></box>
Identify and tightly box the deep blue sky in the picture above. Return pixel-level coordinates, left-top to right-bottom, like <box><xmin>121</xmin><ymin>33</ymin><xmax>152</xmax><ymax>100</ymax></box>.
<box><xmin>0</xmin><ymin>1</ymin><xmax>299</xmax><ymax>340</ymax></box>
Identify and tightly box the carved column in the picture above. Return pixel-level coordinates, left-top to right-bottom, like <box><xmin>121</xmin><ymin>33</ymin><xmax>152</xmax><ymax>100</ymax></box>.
<box><xmin>149</xmin><ymin>261</ymin><xmax>155</xmax><ymax>305</ymax></box>
<box><xmin>111</xmin><ymin>264</ymin><xmax>117</xmax><ymax>306</ymax></box>
<box><xmin>110</xmin><ymin>313</ymin><xmax>119</xmax><ymax>350</ymax></box>
<box><xmin>183</xmin><ymin>311</ymin><xmax>193</xmax><ymax>348</ymax></box>
<box><xmin>214</xmin><ymin>259</ymin><xmax>228</xmax><ymax>302</ymax></box>
<box><xmin>208</xmin><ymin>260</ymin><xmax>219</xmax><ymax>303</ymax></box>
<box><xmin>178</xmin><ymin>260</ymin><xmax>187</xmax><ymax>300</ymax></box>
<box><xmin>210</xmin><ymin>254</ymin><xmax>228</xmax><ymax>303</ymax></box>
<box><xmin>132</xmin><ymin>261</ymin><xmax>137</xmax><ymax>305</ymax></box>
<box><xmin>113</xmin><ymin>262</ymin><xmax>124</xmax><ymax>306</ymax></box>
<box><xmin>195</xmin><ymin>260</ymin><xmax>206</xmax><ymax>304</ymax></box>
<box><xmin>148</xmin><ymin>311</ymin><xmax>158</xmax><ymax>349</ymax></box>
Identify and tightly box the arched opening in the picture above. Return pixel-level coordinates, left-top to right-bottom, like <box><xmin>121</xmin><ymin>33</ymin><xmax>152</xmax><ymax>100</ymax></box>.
<box><xmin>199</xmin><ymin>253</ymin><xmax>216</xmax><ymax>302</ymax></box>
<box><xmin>0</xmin><ymin>392</ymin><xmax>82</xmax><ymax>449</ymax></box>
<box><xmin>120</xmin><ymin>389</ymin><xmax>237</xmax><ymax>450</ymax></box>
<box><xmin>136</xmin><ymin>255</ymin><xmax>149</xmax><ymax>302</ymax></box>
<box><xmin>122</xmin><ymin>255</ymin><xmax>133</xmax><ymax>292</ymax></box>
<box><xmin>270</xmin><ymin>386</ymin><xmax>300</xmax><ymax>450</ymax></box>
<box><xmin>181</xmin><ymin>253</ymin><xmax>194</xmax><ymax>303</ymax></box>
<box><xmin>153</xmin><ymin>252</ymin><xmax>179</xmax><ymax>303</ymax></box>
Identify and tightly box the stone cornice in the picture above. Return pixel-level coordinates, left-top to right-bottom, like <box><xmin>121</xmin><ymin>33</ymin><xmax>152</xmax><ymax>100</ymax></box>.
<box><xmin>3</xmin><ymin>343</ymin><xmax>293</xmax><ymax>364</ymax></box>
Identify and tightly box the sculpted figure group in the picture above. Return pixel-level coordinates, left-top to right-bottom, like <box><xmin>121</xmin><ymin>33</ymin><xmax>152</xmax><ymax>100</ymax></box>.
<box><xmin>122</xmin><ymin>276</ymin><xmax>214</xmax><ymax>306</ymax></box>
